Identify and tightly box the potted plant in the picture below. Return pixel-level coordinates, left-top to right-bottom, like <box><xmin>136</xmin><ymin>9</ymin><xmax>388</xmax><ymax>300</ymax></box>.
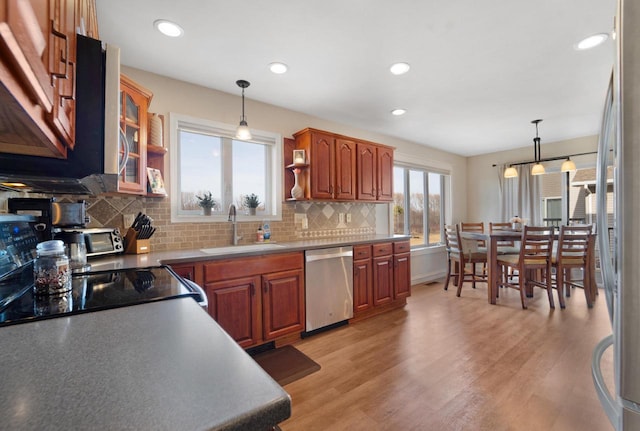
<box><xmin>196</xmin><ymin>191</ymin><xmax>217</xmax><ymax>216</ymax></box>
<box><xmin>244</xmin><ymin>193</ymin><xmax>260</xmax><ymax>216</ymax></box>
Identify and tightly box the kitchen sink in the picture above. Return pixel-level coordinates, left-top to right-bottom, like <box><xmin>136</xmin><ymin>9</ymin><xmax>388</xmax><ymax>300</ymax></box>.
<box><xmin>200</xmin><ymin>243</ymin><xmax>287</xmax><ymax>255</ymax></box>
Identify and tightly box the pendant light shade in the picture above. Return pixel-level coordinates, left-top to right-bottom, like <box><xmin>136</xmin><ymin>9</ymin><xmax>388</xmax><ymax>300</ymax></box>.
<box><xmin>531</xmin><ymin>163</ymin><xmax>546</xmax><ymax>175</ymax></box>
<box><xmin>235</xmin><ymin>80</ymin><xmax>252</xmax><ymax>140</ymax></box>
<box><xmin>504</xmin><ymin>166</ymin><xmax>518</xmax><ymax>178</ymax></box>
<box><xmin>561</xmin><ymin>158</ymin><xmax>577</xmax><ymax>172</ymax></box>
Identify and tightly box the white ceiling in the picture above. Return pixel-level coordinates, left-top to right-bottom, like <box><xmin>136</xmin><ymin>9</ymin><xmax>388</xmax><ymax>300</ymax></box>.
<box><xmin>96</xmin><ymin>0</ymin><xmax>616</xmax><ymax>157</ymax></box>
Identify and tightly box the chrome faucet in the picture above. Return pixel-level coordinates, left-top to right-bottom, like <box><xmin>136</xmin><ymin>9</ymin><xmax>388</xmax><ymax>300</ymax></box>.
<box><xmin>228</xmin><ymin>204</ymin><xmax>242</xmax><ymax>245</ymax></box>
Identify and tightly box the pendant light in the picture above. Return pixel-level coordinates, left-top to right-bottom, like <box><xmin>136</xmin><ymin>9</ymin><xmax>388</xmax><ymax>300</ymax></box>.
<box><xmin>235</xmin><ymin>80</ymin><xmax>252</xmax><ymax>140</ymax></box>
<box><xmin>503</xmin><ymin>166</ymin><xmax>518</xmax><ymax>178</ymax></box>
<box><xmin>530</xmin><ymin>119</ymin><xmax>545</xmax><ymax>175</ymax></box>
<box><xmin>561</xmin><ymin>157</ymin><xmax>577</xmax><ymax>172</ymax></box>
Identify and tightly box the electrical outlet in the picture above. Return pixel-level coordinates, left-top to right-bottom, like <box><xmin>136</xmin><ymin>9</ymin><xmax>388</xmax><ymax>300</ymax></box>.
<box><xmin>123</xmin><ymin>214</ymin><xmax>135</xmax><ymax>228</ymax></box>
<box><xmin>346</xmin><ymin>213</ymin><xmax>351</xmax><ymax>223</ymax></box>
<box><xmin>302</xmin><ymin>216</ymin><xmax>308</xmax><ymax>230</ymax></box>
<box><xmin>339</xmin><ymin>213</ymin><xmax>345</xmax><ymax>223</ymax></box>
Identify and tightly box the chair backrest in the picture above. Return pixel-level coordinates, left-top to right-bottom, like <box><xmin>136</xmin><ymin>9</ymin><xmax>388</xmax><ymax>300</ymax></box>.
<box><xmin>444</xmin><ymin>224</ymin><xmax>461</xmax><ymax>254</ymax></box>
<box><xmin>519</xmin><ymin>226</ymin><xmax>554</xmax><ymax>264</ymax></box>
<box><xmin>489</xmin><ymin>222</ymin><xmax>515</xmax><ymax>247</ymax></box>
<box><xmin>557</xmin><ymin>224</ymin><xmax>592</xmax><ymax>265</ymax></box>
<box><xmin>461</xmin><ymin>222</ymin><xmax>485</xmax><ymax>247</ymax></box>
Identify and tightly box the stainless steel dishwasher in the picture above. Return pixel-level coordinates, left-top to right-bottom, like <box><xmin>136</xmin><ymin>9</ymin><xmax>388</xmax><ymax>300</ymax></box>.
<box><xmin>304</xmin><ymin>246</ymin><xmax>353</xmax><ymax>333</ymax></box>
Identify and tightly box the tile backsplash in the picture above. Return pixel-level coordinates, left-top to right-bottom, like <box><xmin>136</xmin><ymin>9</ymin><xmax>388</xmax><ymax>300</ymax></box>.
<box><xmin>1</xmin><ymin>192</ymin><xmax>379</xmax><ymax>251</ymax></box>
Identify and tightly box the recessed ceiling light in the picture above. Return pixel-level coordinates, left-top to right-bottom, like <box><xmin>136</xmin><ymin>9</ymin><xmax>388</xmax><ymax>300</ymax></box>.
<box><xmin>154</xmin><ymin>19</ymin><xmax>184</xmax><ymax>38</ymax></box>
<box><xmin>575</xmin><ymin>33</ymin><xmax>608</xmax><ymax>50</ymax></box>
<box><xmin>269</xmin><ymin>62</ymin><xmax>288</xmax><ymax>74</ymax></box>
<box><xmin>390</xmin><ymin>62</ymin><xmax>410</xmax><ymax>75</ymax></box>
<box><xmin>391</xmin><ymin>108</ymin><xmax>406</xmax><ymax>116</ymax></box>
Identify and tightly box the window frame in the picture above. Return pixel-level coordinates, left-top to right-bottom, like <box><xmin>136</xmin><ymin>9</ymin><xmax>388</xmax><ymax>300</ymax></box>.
<box><xmin>393</xmin><ymin>164</ymin><xmax>447</xmax><ymax>248</ymax></box>
<box><xmin>169</xmin><ymin>113</ymin><xmax>283</xmax><ymax>223</ymax></box>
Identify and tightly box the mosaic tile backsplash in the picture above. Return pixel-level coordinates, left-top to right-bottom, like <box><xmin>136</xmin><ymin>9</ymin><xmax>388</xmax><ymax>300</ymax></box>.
<box><xmin>0</xmin><ymin>192</ymin><xmax>377</xmax><ymax>252</ymax></box>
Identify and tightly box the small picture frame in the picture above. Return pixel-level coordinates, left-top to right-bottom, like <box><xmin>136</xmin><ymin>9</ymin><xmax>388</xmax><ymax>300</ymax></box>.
<box><xmin>293</xmin><ymin>149</ymin><xmax>306</xmax><ymax>165</ymax></box>
<box><xmin>146</xmin><ymin>167</ymin><xmax>167</xmax><ymax>195</ymax></box>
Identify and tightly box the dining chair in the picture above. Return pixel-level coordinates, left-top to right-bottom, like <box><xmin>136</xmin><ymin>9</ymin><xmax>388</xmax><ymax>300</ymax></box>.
<box><xmin>552</xmin><ymin>224</ymin><xmax>594</xmax><ymax>308</ymax></box>
<box><xmin>444</xmin><ymin>224</ymin><xmax>488</xmax><ymax>295</ymax></box>
<box><xmin>496</xmin><ymin>226</ymin><xmax>556</xmax><ymax>309</ymax></box>
<box><xmin>460</xmin><ymin>222</ymin><xmax>487</xmax><ymax>249</ymax></box>
<box><xmin>460</xmin><ymin>222</ymin><xmax>487</xmax><ymax>280</ymax></box>
<box><xmin>489</xmin><ymin>222</ymin><xmax>520</xmax><ymax>284</ymax></box>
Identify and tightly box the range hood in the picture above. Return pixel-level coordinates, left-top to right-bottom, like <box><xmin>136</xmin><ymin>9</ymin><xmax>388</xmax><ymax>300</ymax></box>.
<box><xmin>0</xmin><ymin>36</ymin><xmax>122</xmax><ymax>196</ymax></box>
<box><xmin>0</xmin><ymin>173</ymin><xmax>119</xmax><ymax>195</ymax></box>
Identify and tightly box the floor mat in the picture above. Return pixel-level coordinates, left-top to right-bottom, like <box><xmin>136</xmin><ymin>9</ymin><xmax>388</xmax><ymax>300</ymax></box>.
<box><xmin>251</xmin><ymin>345</ymin><xmax>321</xmax><ymax>386</ymax></box>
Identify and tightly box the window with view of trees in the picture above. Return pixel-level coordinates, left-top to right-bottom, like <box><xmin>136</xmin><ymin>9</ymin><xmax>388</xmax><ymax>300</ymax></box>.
<box><xmin>169</xmin><ymin>114</ymin><xmax>282</xmax><ymax>221</ymax></box>
<box><xmin>393</xmin><ymin>166</ymin><xmax>446</xmax><ymax>247</ymax></box>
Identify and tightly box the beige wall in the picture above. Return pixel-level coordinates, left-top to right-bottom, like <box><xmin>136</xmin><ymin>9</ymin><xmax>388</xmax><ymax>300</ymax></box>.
<box><xmin>466</xmin><ymin>135</ymin><xmax>599</xmax><ymax>224</ymax></box>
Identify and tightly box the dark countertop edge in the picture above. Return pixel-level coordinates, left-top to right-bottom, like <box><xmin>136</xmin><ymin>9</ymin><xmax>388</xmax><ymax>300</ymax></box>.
<box><xmin>88</xmin><ymin>235</ymin><xmax>411</xmax><ymax>270</ymax></box>
<box><xmin>216</xmin><ymin>396</ymin><xmax>292</xmax><ymax>431</ymax></box>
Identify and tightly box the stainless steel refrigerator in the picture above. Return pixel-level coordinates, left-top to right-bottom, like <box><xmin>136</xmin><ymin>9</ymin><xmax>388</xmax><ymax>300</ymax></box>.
<box><xmin>592</xmin><ymin>1</ymin><xmax>640</xmax><ymax>429</ymax></box>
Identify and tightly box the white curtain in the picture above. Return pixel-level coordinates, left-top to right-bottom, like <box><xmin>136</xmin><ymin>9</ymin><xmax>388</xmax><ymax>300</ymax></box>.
<box><xmin>498</xmin><ymin>164</ymin><xmax>542</xmax><ymax>225</ymax></box>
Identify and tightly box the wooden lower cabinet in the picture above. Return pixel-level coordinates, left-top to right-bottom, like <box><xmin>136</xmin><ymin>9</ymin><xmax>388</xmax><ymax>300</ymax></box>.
<box><xmin>353</xmin><ymin>240</ymin><xmax>411</xmax><ymax>319</ymax></box>
<box><xmin>353</xmin><ymin>244</ymin><xmax>373</xmax><ymax>313</ymax></box>
<box><xmin>262</xmin><ymin>269</ymin><xmax>305</xmax><ymax>340</ymax></box>
<box><xmin>202</xmin><ymin>252</ymin><xmax>305</xmax><ymax>348</ymax></box>
<box><xmin>206</xmin><ymin>276</ymin><xmax>261</xmax><ymax>348</ymax></box>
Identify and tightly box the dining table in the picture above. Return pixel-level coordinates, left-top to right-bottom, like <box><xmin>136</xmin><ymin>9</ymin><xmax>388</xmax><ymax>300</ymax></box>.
<box><xmin>460</xmin><ymin>229</ymin><xmax>597</xmax><ymax>306</ymax></box>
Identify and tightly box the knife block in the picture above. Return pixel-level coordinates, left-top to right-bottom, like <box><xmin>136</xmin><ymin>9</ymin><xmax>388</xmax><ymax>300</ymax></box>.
<box><xmin>124</xmin><ymin>228</ymin><xmax>151</xmax><ymax>254</ymax></box>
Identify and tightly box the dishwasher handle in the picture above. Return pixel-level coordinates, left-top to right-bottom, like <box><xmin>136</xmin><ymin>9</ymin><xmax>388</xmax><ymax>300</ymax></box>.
<box><xmin>305</xmin><ymin>249</ymin><xmax>353</xmax><ymax>263</ymax></box>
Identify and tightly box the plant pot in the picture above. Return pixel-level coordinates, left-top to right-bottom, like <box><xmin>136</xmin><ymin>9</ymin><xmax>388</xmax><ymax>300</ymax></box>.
<box><xmin>203</xmin><ymin>207</ymin><xmax>212</xmax><ymax>216</ymax></box>
<box><xmin>249</xmin><ymin>207</ymin><xmax>257</xmax><ymax>216</ymax></box>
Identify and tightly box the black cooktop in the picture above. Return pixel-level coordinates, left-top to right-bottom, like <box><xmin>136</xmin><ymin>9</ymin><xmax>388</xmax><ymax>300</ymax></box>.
<box><xmin>0</xmin><ymin>265</ymin><xmax>200</xmax><ymax>326</ymax></box>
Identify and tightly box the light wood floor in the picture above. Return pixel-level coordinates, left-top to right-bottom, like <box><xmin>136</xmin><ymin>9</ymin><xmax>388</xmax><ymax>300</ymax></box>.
<box><xmin>280</xmin><ymin>280</ymin><xmax>615</xmax><ymax>431</ymax></box>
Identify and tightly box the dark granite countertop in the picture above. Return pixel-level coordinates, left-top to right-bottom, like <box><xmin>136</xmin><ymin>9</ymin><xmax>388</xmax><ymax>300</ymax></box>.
<box><xmin>0</xmin><ymin>298</ymin><xmax>291</xmax><ymax>430</ymax></box>
<box><xmin>88</xmin><ymin>234</ymin><xmax>411</xmax><ymax>271</ymax></box>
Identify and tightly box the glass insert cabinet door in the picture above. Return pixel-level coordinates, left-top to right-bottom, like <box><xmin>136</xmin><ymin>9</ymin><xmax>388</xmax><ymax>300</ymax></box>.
<box><xmin>118</xmin><ymin>75</ymin><xmax>151</xmax><ymax>195</ymax></box>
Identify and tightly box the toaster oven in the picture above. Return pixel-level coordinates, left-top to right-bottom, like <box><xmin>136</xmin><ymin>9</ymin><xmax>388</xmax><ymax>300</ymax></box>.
<box><xmin>59</xmin><ymin>227</ymin><xmax>124</xmax><ymax>258</ymax></box>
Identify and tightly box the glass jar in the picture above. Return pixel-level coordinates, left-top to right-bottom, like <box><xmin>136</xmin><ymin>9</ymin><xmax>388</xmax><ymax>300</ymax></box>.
<box><xmin>58</xmin><ymin>231</ymin><xmax>88</xmax><ymax>272</ymax></box>
<box><xmin>33</xmin><ymin>240</ymin><xmax>72</xmax><ymax>295</ymax></box>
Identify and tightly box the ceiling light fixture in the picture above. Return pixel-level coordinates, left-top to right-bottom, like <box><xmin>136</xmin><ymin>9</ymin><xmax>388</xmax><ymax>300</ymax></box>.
<box><xmin>391</xmin><ymin>108</ymin><xmax>406</xmax><ymax>116</ymax></box>
<box><xmin>390</xmin><ymin>62</ymin><xmax>410</xmax><ymax>75</ymax></box>
<box><xmin>269</xmin><ymin>62</ymin><xmax>288</xmax><ymax>74</ymax></box>
<box><xmin>235</xmin><ymin>80</ymin><xmax>252</xmax><ymax>140</ymax></box>
<box><xmin>154</xmin><ymin>19</ymin><xmax>184</xmax><ymax>38</ymax></box>
<box><xmin>530</xmin><ymin>119</ymin><xmax>545</xmax><ymax>175</ymax></box>
<box><xmin>575</xmin><ymin>33</ymin><xmax>608</xmax><ymax>50</ymax></box>
<box><xmin>561</xmin><ymin>158</ymin><xmax>577</xmax><ymax>173</ymax></box>
<box><xmin>503</xmin><ymin>166</ymin><xmax>518</xmax><ymax>178</ymax></box>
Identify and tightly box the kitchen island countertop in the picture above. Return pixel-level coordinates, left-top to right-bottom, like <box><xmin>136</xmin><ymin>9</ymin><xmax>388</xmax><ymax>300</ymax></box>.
<box><xmin>0</xmin><ymin>297</ymin><xmax>291</xmax><ymax>430</ymax></box>
<box><xmin>90</xmin><ymin>234</ymin><xmax>411</xmax><ymax>271</ymax></box>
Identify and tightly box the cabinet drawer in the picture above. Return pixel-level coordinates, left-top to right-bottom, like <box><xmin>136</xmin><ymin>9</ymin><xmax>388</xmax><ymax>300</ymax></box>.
<box><xmin>353</xmin><ymin>245</ymin><xmax>371</xmax><ymax>260</ymax></box>
<box><xmin>372</xmin><ymin>242</ymin><xmax>392</xmax><ymax>257</ymax></box>
<box><xmin>393</xmin><ymin>240</ymin><xmax>411</xmax><ymax>254</ymax></box>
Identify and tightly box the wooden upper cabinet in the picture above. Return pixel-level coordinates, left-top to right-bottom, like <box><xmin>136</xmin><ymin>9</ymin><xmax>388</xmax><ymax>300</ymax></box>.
<box><xmin>118</xmin><ymin>74</ymin><xmax>151</xmax><ymax>195</ymax></box>
<box><xmin>356</xmin><ymin>142</ymin><xmax>377</xmax><ymax>201</ymax></box>
<box><xmin>0</xmin><ymin>0</ymin><xmax>67</xmax><ymax>157</ymax></box>
<box><xmin>293</xmin><ymin>128</ymin><xmax>393</xmax><ymax>202</ymax></box>
<box><xmin>377</xmin><ymin>146</ymin><xmax>394</xmax><ymax>201</ymax></box>
<box><xmin>357</xmin><ymin>142</ymin><xmax>393</xmax><ymax>201</ymax></box>
<box><xmin>335</xmin><ymin>138</ymin><xmax>357</xmax><ymax>200</ymax></box>
<box><xmin>0</xmin><ymin>0</ymin><xmax>99</xmax><ymax>158</ymax></box>
<box><xmin>309</xmin><ymin>130</ymin><xmax>335</xmax><ymax>199</ymax></box>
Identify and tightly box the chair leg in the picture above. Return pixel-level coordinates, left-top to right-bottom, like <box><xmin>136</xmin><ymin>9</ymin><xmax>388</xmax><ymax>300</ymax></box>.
<box><xmin>519</xmin><ymin>271</ymin><xmax>527</xmax><ymax>309</ymax></box>
<box><xmin>584</xmin><ymin>265</ymin><xmax>593</xmax><ymax>308</ymax></box>
<box><xmin>472</xmin><ymin>263</ymin><xmax>477</xmax><ymax>289</ymax></box>
<box><xmin>565</xmin><ymin>268</ymin><xmax>571</xmax><ymax>297</ymax></box>
<box><xmin>546</xmin><ymin>267</ymin><xmax>556</xmax><ymax>309</ymax></box>
<box><xmin>444</xmin><ymin>258</ymin><xmax>452</xmax><ymax>291</ymax></box>
<box><xmin>456</xmin><ymin>262</ymin><xmax>465</xmax><ymax>297</ymax></box>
